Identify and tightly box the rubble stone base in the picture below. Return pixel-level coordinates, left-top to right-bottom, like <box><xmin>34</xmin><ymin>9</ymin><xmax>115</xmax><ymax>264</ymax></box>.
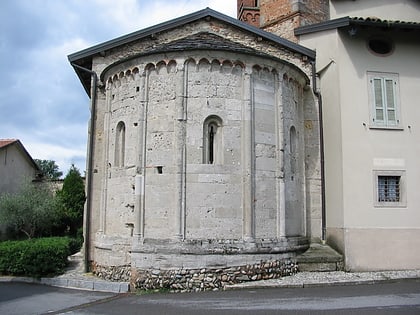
<box><xmin>92</xmin><ymin>259</ymin><xmax>298</xmax><ymax>292</ymax></box>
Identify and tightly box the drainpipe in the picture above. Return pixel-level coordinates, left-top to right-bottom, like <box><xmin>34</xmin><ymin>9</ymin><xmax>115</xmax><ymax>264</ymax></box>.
<box><xmin>310</xmin><ymin>60</ymin><xmax>327</xmax><ymax>244</ymax></box>
<box><xmin>71</xmin><ymin>63</ymin><xmax>98</xmax><ymax>272</ymax></box>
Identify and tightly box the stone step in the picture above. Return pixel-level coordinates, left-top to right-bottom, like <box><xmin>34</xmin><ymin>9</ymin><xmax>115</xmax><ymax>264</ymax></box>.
<box><xmin>296</xmin><ymin>243</ymin><xmax>344</xmax><ymax>272</ymax></box>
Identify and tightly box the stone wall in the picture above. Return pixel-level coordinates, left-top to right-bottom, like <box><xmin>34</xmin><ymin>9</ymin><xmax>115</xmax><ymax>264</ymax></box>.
<box><xmin>86</xmin><ymin>16</ymin><xmax>321</xmax><ymax>273</ymax></box>
<box><xmin>93</xmin><ymin>259</ymin><xmax>298</xmax><ymax>292</ymax></box>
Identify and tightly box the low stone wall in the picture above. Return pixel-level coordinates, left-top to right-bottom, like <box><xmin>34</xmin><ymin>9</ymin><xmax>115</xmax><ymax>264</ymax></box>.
<box><xmin>92</xmin><ymin>259</ymin><xmax>298</xmax><ymax>292</ymax></box>
<box><xmin>92</xmin><ymin>263</ymin><xmax>131</xmax><ymax>282</ymax></box>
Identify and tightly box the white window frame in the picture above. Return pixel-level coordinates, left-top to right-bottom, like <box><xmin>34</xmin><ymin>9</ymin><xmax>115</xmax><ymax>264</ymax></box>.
<box><xmin>367</xmin><ymin>72</ymin><xmax>402</xmax><ymax>129</ymax></box>
<box><xmin>373</xmin><ymin>170</ymin><xmax>406</xmax><ymax>208</ymax></box>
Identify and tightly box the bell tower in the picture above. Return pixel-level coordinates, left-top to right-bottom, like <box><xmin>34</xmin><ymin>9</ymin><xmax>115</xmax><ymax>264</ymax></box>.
<box><xmin>238</xmin><ymin>0</ymin><xmax>329</xmax><ymax>42</ymax></box>
<box><xmin>237</xmin><ymin>0</ymin><xmax>260</xmax><ymax>28</ymax></box>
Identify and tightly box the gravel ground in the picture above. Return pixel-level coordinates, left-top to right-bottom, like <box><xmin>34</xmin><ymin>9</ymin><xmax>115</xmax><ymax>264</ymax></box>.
<box><xmin>225</xmin><ymin>270</ymin><xmax>420</xmax><ymax>289</ymax></box>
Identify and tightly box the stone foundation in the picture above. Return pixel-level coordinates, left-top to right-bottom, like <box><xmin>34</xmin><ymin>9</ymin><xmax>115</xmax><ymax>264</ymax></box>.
<box><xmin>92</xmin><ymin>263</ymin><xmax>131</xmax><ymax>282</ymax></box>
<box><xmin>92</xmin><ymin>259</ymin><xmax>298</xmax><ymax>292</ymax></box>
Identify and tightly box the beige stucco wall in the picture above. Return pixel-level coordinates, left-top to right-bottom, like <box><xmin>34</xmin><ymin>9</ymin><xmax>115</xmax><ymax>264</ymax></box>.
<box><xmin>0</xmin><ymin>144</ymin><xmax>37</xmax><ymax>194</ymax></box>
<box><xmin>299</xmin><ymin>4</ymin><xmax>420</xmax><ymax>270</ymax></box>
<box><xmin>338</xmin><ymin>29</ymin><xmax>420</xmax><ymax>229</ymax></box>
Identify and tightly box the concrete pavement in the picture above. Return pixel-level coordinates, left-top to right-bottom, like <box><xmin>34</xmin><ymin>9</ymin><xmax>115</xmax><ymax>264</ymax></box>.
<box><xmin>1</xmin><ymin>249</ymin><xmax>420</xmax><ymax>293</ymax></box>
<box><xmin>226</xmin><ymin>269</ymin><xmax>420</xmax><ymax>290</ymax></box>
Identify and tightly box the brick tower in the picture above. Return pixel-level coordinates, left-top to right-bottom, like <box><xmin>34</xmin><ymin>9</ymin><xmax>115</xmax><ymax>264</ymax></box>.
<box><xmin>238</xmin><ymin>0</ymin><xmax>329</xmax><ymax>42</ymax></box>
<box><xmin>237</xmin><ymin>0</ymin><xmax>260</xmax><ymax>27</ymax></box>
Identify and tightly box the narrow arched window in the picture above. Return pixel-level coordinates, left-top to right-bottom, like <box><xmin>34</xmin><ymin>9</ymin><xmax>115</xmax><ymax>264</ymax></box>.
<box><xmin>115</xmin><ymin>121</ymin><xmax>126</xmax><ymax>167</ymax></box>
<box><xmin>203</xmin><ymin>116</ymin><xmax>223</xmax><ymax>164</ymax></box>
<box><xmin>290</xmin><ymin>126</ymin><xmax>297</xmax><ymax>176</ymax></box>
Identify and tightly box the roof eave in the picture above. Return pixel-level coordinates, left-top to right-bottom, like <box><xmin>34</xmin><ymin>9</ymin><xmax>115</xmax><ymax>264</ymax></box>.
<box><xmin>295</xmin><ymin>16</ymin><xmax>420</xmax><ymax>36</ymax></box>
<box><xmin>295</xmin><ymin>16</ymin><xmax>351</xmax><ymax>36</ymax></box>
<box><xmin>69</xmin><ymin>8</ymin><xmax>315</xmax><ymax>96</ymax></box>
<box><xmin>68</xmin><ymin>7</ymin><xmax>315</xmax><ymax>65</ymax></box>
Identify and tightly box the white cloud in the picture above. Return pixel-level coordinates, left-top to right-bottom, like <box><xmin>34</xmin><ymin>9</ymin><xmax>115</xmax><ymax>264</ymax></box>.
<box><xmin>0</xmin><ymin>0</ymin><xmax>238</xmax><ymax>176</ymax></box>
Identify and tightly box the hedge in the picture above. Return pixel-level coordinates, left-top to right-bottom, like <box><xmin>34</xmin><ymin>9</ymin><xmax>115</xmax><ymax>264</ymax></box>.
<box><xmin>0</xmin><ymin>237</ymin><xmax>74</xmax><ymax>277</ymax></box>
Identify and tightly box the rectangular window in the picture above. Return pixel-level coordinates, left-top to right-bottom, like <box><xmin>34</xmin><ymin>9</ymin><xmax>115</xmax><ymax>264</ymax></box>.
<box><xmin>374</xmin><ymin>170</ymin><xmax>406</xmax><ymax>207</ymax></box>
<box><xmin>368</xmin><ymin>72</ymin><xmax>401</xmax><ymax>129</ymax></box>
<box><xmin>378</xmin><ymin>176</ymin><xmax>400</xmax><ymax>202</ymax></box>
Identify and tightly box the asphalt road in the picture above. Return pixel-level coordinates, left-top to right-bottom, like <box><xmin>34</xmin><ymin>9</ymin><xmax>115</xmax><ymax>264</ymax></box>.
<box><xmin>1</xmin><ymin>280</ymin><xmax>420</xmax><ymax>315</ymax></box>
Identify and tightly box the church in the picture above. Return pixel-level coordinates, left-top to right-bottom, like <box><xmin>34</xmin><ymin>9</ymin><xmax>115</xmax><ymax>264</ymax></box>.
<box><xmin>69</xmin><ymin>0</ymin><xmax>420</xmax><ymax>290</ymax></box>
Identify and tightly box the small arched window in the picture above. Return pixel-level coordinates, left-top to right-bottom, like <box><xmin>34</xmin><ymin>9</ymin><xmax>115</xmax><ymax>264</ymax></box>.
<box><xmin>203</xmin><ymin>116</ymin><xmax>223</xmax><ymax>164</ymax></box>
<box><xmin>115</xmin><ymin>121</ymin><xmax>126</xmax><ymax>167</ymax></box>
<box><xmin>289</xmin><ymin>126</ymin><xmax>297</xmax><ymax>176</ymax></box>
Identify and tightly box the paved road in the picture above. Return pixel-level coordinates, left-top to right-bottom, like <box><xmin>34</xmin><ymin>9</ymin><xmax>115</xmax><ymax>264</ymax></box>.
<box><xmin>0</xmin><ymin>283</ymin><xmax>115</xmax><ymax>315</ymax></box>
<box><xmin>1</xmin><ymin>280</ymin><xmax>420</xmax><ymax>314</ymax></box>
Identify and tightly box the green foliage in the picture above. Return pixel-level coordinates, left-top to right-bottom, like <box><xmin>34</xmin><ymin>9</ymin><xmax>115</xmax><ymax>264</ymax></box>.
<box><xmin>68</xmin><ymin>236</ymin><xmax>83</xmax><ymax>255</ymax></box>
<box><xmin>0</xmin><ymin>237</ymin><xmax>71</xmax><ymax>277</ymax></box>
<box><xmin>0</xmin><ymin>181</ymin><xmax>62</xmax><ymax>239</ymax></box>
<box><xmin>34</xmin><ymin>159</ymin><xmax>63</xmax><ymax>180</ymax></box>
<box><xmin>56</xmin><ymin>164</ymin><xmax>85</xmax><ymax>237</ymax></box>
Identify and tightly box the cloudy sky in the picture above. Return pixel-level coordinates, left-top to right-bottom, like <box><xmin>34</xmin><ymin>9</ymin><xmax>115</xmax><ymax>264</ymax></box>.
<box><xmin>0</xmin><ymin>0</ymin><xmax>236</xmax><ymax>176</ymax></box>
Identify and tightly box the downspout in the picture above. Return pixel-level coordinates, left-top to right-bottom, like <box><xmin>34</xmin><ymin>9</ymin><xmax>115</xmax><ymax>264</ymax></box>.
<box><xmin>310</xmin><ymin>60</ymin><xmax>327</xmax><ymax>244</ymax></box>
<box><xmin>71</xmin><ymin>63</ymin><xmax>98</xmax><ymax>272</ymax></box>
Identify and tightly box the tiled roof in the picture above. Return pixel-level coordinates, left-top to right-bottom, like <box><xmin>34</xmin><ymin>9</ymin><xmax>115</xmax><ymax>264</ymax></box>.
<box><xmin>149</xmin><ymin>32</ymin><xmax>261</xmax><ymax>54</ymax></box>
<box><xmin>0</xmin><ymin>139</ymin><xmax>41</xmax><ymax>172</ymax></box>
<box><xmin>349</xmin><ymin>16</ymin><xmax>420</xmax><ymax>28</ymax></box>
<box><xmin>295</xmin><ymin>16</ymin><xmax>420</xmax><ymax>36</ymax></box>
<box><xmin>0</xmin><ymin>139</ymin><xmax>18</xmax><ymax>149</ymax></box>
<box><xmin>69</xmin><ymin>8</ymin><xmax>315</xmax><ymax>96</ymax></box>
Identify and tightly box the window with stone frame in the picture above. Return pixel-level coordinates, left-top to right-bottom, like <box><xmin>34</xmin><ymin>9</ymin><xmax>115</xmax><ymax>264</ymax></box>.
<box><xmin>115</xmin><ymin>121</ymin><xmax>126</xmax><ymax>167</ymax></box>
<box><xmin>373</xmin><ymin>170</ymin><xmax>406</xmax><ymax>207</ymax></box>
<box><xmin>203</xmin><ymin>115</ymin><xmax>223</xmax><ymax>164</ymax></box>
<box><xmin>367</xmin><ymin>72</ymin><xmax>401</xmax><ymax>129</ymax></box>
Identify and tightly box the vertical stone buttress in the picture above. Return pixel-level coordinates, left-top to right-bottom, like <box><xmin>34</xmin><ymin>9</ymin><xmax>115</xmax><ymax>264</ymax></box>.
<box><xmin>242</xmin><ymin>70</ymin><xmax>255</xmax><ymax>240</ymax></box>
<box><xmin>174</xmin><ymin>62</ymin><xmax>186</xmax><ymax>240</ymax></box>
<box><xmin>238</xmin><ymin>0</ymin><xmax>329</xmax><ymax>42</ymax></box>
<box><xmin>274</xmin><ymin>72</ymin><xmax>286</xmax><ymax>238</ymax></box>
<box><xmin>139</xmin><ymin>71</ymin><xmax>149</xmax><ymax>240</ymax></box>
<box><xmin>99</xmin><ymin>81</ymin><xmax>113</xmax><ymax>235</ymax></box>
<box><xmin>135</xmin><ymin>73</ymin><xmax>146</xmax><ymax>240</ymax></box>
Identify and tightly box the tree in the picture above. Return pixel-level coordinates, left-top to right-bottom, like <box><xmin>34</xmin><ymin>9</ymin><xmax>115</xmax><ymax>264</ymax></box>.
<box><xmin>57</xmin><ymin>164</ymin><xmax>85</xmax><ymax>237</ymax></box>
<box><xmin>35</xmin><ymin>159</ymin><xmax>63</xmax><ymax>179</ymax></box>
<box><xmin>0</xmin><ymin>180</ymin><xmax>62</xmax><ymax>239</ymax></box>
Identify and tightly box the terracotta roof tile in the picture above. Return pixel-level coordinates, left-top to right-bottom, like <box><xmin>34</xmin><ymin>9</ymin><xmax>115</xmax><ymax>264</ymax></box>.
<box><xmin>0</xmin><ymin>139</ymin><xmax>18</xmax><ymax>149</ymax></box>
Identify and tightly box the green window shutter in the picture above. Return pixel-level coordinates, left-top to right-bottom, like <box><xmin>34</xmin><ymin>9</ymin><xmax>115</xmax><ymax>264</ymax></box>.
<box><xmin>385</xmin><ymin>79</ymin><xmax>397</xmax><ymax>126</ymax></box>
<box><xmin>373</xmin><ymin>78</ymin><xmax>384</xmax><ymax>124</ymax></box>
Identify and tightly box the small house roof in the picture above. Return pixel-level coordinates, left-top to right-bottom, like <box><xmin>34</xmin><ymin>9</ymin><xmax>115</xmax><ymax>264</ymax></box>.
<box><xmin>0</xmin><ymin>139</ymin><xmax>41</xmax><ymax>173</ymax></box>
<box><xmin>295</xmin><ymin>16</ymin><xmax>420</xmax><ymax>36</ymax></box>
<box><xmin>69</xmin><ymin>7</ymin><xmax>315</xmax><ymax>96</ymax></box>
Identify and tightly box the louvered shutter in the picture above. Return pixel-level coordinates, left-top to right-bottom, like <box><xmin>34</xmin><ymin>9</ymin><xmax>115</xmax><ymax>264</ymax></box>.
<box><xmin>385</xmin><ymin>79</ymin><xmax>397</xmax><ymax>126</ymax></box>
<box><xmin>372</xmin><ymin>78</ymin><xmax>385</xmax><ymax>125</ymax></box>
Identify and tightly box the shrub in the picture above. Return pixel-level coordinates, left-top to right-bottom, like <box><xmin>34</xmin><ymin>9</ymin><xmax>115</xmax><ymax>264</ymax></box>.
<box><xmin>0</xmin><ymin>237</ymin><xmax>72</xmax><ymax>277</ymax></box>
<box><xmin>68</xmin><ymin>236</ymin><xmax>83</xmax><ymax>255</ymax></box>
<box><xmin>0</xmin><ymin>180</ymin><xmax>62</xmax><ymax>239</ymax></box>
<box><xmin>56</xmin><ymin>165</ymin><xmax>85</xmax><ymax>237</ymax></box>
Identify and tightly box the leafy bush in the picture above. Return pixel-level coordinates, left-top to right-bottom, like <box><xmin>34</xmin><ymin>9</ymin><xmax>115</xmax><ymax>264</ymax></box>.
<box><xmin>68</xmin><ymin>236</ymin><xmax>83</xmax><ymax>255</ymax></box>
<box><xmin>0</xmin><ymin>237</ymin><xmax>72</xmax><ymax>277</ymax></box>
<box><xmin>0</xmin><ymin>180</ymin><xmax>62</xmax><ymax>239</ymax></box>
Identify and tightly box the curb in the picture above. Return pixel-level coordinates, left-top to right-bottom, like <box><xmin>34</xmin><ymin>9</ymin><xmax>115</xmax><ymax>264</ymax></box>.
<box><xmin>0</xmin><ymin>275</ymin><xmax>130</xmax><ymax>293</ymax></box>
